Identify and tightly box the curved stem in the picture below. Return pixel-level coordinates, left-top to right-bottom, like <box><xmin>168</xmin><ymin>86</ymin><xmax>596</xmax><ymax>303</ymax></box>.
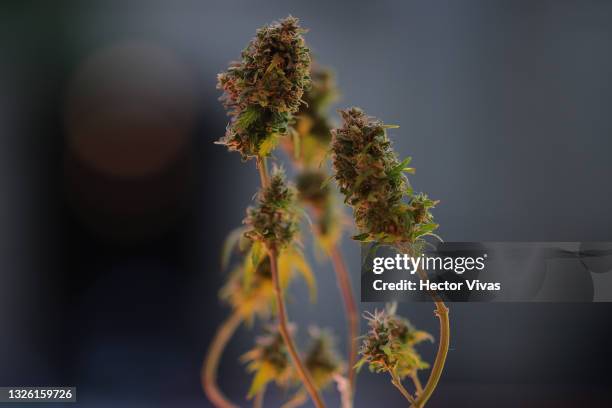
<box><xmin>397</xmin><ymin>244</ymin><xmax>450</xmax><ymax>408</ymax></box>
<box><xmin>412</xmin><ymin>299</ymin><xmax>449</xmax><ymax>408</ymax></box>
<box><xmin>268</xmin><ymin>246</ymin><xmax>326</xmax><ymax>408</ymax></box>
<box><xmin>329</xmin><ymin>244</ymin><xmax>359</xmax><ymax>394</ymax></box>
<box><xmin>412</xmin><ymin>266</ymin><xmax>449</xmax><ymax>408</ymax></box>
<box><xmin>202</xmin><ymin>309</ymin><xmax>243</xmax><ymax>408</ymax></box>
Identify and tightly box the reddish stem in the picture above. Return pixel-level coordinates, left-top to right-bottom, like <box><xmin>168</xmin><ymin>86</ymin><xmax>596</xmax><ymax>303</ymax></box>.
<box><xmin>329</xmin><ymin>244</ymin><xmax>359</xmax><ymax>394</ymax></box>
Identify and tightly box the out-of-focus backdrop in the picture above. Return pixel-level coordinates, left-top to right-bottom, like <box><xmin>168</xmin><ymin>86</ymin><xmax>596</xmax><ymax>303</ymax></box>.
<box><xmin>1</xmin><ymin>1</ymin><xmax>612</xmax><ymax>407</ymax></box>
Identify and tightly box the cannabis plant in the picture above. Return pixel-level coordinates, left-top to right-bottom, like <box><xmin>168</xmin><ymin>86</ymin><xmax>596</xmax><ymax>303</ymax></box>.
<box><xmin>282</xmin><ymin>327</ymin><xmax>345</xmax><ymax>408</ymax></box>
<box><xmin>206</xmin><ymin>15</ymin><xmax>443</xmax><ymax>408</ymax></box>
<box><xmin>242</xmin><ymin>325</ymin><xmax>294</xmax><ymax>405</ymax></box>
<box><xmin>208</xmin><ymin>16</ymin><xmax>326</xmax><ymax>408</ymax></box>
<box><xmin>356</xmin><ymin>304</ymin><xmax>432</xmax><ymax>405</ymax></box>
<box><xmin>217</xmin><ymin>16</ymin><xmax>311</xmax><ymax>160</ymax></box>
<box><xmin>282</xmin><ymin>65</ymin><xmax>359</xmax><ymax>395</ymax></box>
<box><xmin>331</xmin><ymin>108</ymin><xmax>449</xmax><ymax>407</ymax></box>
<box><xmin>203</xmin><ymin>226</ymin><xmax>316</xmax><ymax>408</ymax></box>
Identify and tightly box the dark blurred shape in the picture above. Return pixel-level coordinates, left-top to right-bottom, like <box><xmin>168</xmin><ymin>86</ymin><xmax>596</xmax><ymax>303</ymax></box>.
<box><xmin>63</xmin><ymin>42</ymin><xmax>198</xmax><ymax>242</ymax></box>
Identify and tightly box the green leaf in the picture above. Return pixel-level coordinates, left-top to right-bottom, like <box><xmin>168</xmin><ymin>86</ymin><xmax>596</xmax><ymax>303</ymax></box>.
<box><xmin>243</xmin><ymin>241</ymin><xmax>264</xmax><ymax>290</ymax></box>
<box><xmin>288</xmin><ymin>248</ymin><xmax>317</xmax><ymax>302</ymax></box>
<box><xmin>259</xmin><ymin>133</ymin><xmax>280</xmax><ymax>157</ymax></box>
<box><xmin>236</xmin><ymin>106</ymin><xmax>261</xmax><ymax>130</ymax></box>
<box><xmin>320</xmin><ymin>175</ymin><xmax>335</xmax><ymax>189</ymax></box>
<box><xmin>413</xmin><ymin>223</ymin><xmax>439</xmax><ymax>238</ymax></box>
<box><xmin>352</xmin><ymin>232</ymin><xmax>371</xmax><ymax>242</ymax></box>
<box><xmin>221</xmin><ymin>227</ymin><xmax>246</xmax><ymax>270</ymax></box>
<box><xmin>354</xmin><ymin>357</ymin><xmax>368</xmax><ymax>372</ymax></box>
<box><xmin>247</xmin><ymin>363</ymin><xmax>274</xmax><ymax>398</ymax></box>
<box><xmin>387</xmin><ymin>157</ymin><xmax>413</xmax><ymax>178</ymax></box>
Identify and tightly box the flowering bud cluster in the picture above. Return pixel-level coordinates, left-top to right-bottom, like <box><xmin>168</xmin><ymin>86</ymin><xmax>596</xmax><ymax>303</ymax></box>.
<box><xmin>244</xmin><ymin>168</ymin><xmax>299</xmax><ymax>250</ymax></box>
<box><xmin>331</xmin><ymin>107</ymin><xmax>438</xmax><ymax>243</ymax></box>
<box><xmin>217</xmin><ymin>17</ymin><xmax>311</xmax><ymax>159</ymax></box>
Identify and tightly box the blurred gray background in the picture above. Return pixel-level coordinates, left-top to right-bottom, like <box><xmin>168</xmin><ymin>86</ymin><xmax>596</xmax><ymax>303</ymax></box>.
<box><xmin>1</xmin><ymin>0</ymin><xmax>611</xmax><ymax>406</ymax></box>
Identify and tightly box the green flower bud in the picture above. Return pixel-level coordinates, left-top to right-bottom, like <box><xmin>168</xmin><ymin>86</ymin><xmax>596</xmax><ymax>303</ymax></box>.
<box><xmin>244</xmin><ymin>167</ymin><xmax>299</xmax><ymax>249</ymax></box>
<box><xmin>356</xmin><ymin>305</ymin><xmax>432</xmax><ymax>380</ymax></box>
<box><xmin>217</xmin><ymin>16</ymin><xmax>311</xmax><ymax>159</ymax></box>
<box><xmin>331</xmin><ymin>107</ymin><xmax>438</xmax><ymax>244</ymax></box>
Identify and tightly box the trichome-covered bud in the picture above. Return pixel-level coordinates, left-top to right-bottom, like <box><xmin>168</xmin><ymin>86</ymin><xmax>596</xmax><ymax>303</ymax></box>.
<box><xmin>244</xmin><ymin>167</ymin><xmax>299</xmax><ymax>249</ymax></box>
<box><xmin>295</xmin><ymin>169</ymin><xmax>342</xmax><ymax>250</ymax></box>
<box><xmin>217</xmin><ymin>16</ymin><xmax>311</xmax><ymax>159</ymax></box>
<box><xmin>408</xmin><ymin>193</ymin><xmax>437</xmax><ymax>225</ymax></box>
<box><xmin>297</xmin><ymin>66</ymin><xmax>338</xmax><ymax>144</ymax></box>
<box><xmin>331</xmin><ymin>107</ymin><xmax>439</xmax><ymax>244</ymax></box>
<box><xmin>242</xmin><ymin>324</ymin><xmax>294</xmax><ymax>398</ymax></box>
<box><xmin>303</xmin><ymin>327</ymin><xmax>344</xmax><ymax>389</ymax></box>
<box><xmin>356</xmin><ymin>304</ymin><xmax>432</xmax><ymax>380</ymax></box>
<box><xmin>296</xmin><ymin>169</ymin><xmax>330</xmax><ymax>208</ymax></box>
<box><xmin>284</xmin><ymin>65</ymin><xmax>338</xmax><ymax>167</ymax></box>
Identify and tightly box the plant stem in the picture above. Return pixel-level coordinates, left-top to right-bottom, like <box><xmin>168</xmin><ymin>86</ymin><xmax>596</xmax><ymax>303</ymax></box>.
<box><xmin>329</xmin><ymin>244</ymin><xmax>359</xmax><ymax>394</ymax></box>
<box><xmin>268</xmin><ymin>246</ymin><xmax>326</xmax><ymax>408</ymax></box>
<box><xmin>397</xmin><ymin>244</ymin><xmax>450</xmax><ymax>408</ymax></box>
<box><xmin>412</xmin><ymin>266</ymin><xmax>449</xmax><ymax>408</ymax></box>
<box><xmin>256</xmin><ymin>156</ymin><xmax>269</xmax><ymax>188</ymax></box>
<box><xmin>412</xmin><ymin>298</ymin><xmax>449</xmax><ymax>408</ymax></box>
<box><xmin>256</xmin><ymin>158</ymin><xmax>325</xmax><ymax>408</ymax></box>
<box><xmin>410</xmin><ymin>370</ymin><xmax>423</xmax><ymax>396</ymax></box>
<box><xmin>202</xmin><ymin>309</ymin><xmax>243</xmax><ymax>408</ymax></box>
<box><xmin>390</xmin><ymin>371</ymin><xmax>416</xmax><ymax>405</ymax></box>
<box><xmin>254</xmin><ymin>387</ymin><xmax>265</xmax><ymax>408</ymax></box>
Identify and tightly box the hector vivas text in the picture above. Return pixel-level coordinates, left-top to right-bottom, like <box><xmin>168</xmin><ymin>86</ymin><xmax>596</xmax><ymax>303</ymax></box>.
<box><xmin>371</xmin><ymin>254</ymin><xmax>501</xmax><ymax>292</ymax></box>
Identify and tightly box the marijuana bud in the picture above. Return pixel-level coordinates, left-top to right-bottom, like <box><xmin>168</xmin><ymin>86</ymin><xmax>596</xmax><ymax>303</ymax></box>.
<box><xmin>356</xmin><ymin>304</ymin><xmax>432</xmax><ymax>380</ymax></box>
<box><xmin>292</xmin><ymin>65</ymin><xmax>338</xmax><ymax>162</ymax></box>
<box><xmin>217</xmin><ymin>16</ymin><xmax>312</xmax><ymax>159</ymax></box>
<box><xmin>242</xmin><ymin>324</ymin><xmax>294</xmax><ymax>398</ymax></box>
<box><xmin>303</xmin><ymin>327</ymin><xmax>344</xmax><ymax>389</ymax></box>
<box><xmin>331</xmin><ymin>107</ymin><xmax>439</xmax><ymax>244</ymax></box>
<box><xmin>296</xmin><ymin>170</ymin><xmax>330</xmax><ymax>208</ymax></box>
<box><xmin>244</xmin><ymin>167</ymin><xmax>299</xmax><ymax>250</ymax></box>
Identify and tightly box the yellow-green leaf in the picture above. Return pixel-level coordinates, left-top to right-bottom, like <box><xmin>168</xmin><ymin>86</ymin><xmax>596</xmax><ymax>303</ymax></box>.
<box><xmin>247</xmin><ymin>362</ymin><xmax>274</xmax><ymax>399</ymax></box>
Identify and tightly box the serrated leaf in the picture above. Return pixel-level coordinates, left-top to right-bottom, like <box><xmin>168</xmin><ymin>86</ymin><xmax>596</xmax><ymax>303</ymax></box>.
<box><xmin>236</xmin><ymin>106</ymin><xmax>261</xmax><ymax>130</ymax></box>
